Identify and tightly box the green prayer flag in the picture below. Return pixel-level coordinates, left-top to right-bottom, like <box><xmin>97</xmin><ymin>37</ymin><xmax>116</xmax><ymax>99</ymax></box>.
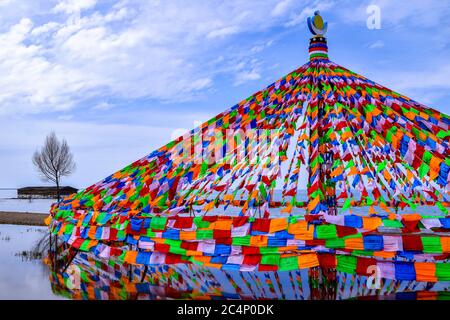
<box><xmin>376</xmin><ymin>160</ymin><xmax>387</xmax><ymax>173</ymax></box>
<box><xmin>382</xmin><ymin>219</ymin><xmax>403</xmax><ymax>228</ymax></box>
<box><xmin>342</xmin><ymin>198</ymin><xmax>352</xmax><ymax>210</ymax></box>
<box><xmin>326</xmin><ymin>238</ymin><xmax>345</xmax><ymax>249</ymax></box>
<box><xmin>436</xmin><ymin>263</ymin><xmax>450</xmax><ymax>281</ymax></box>
<box><xmin>232</xmin><ymin>236</ymin><xmax>251</xmax><ymax>246</ymax></box>
<box><xmin>336</xmin><ymin>255</ymin><xmax>357</xmax><ymax>274</ymax></box>
<box><xmin>150</xmin><ymin>217</ymin><xmax>167</xmax><ymax>230</ymax></box>
<box><xmin>261</xmin><ymin>254</ymin><xmax>280</xmax><ymax>266</ymax></box>
<box><xmin>418</xmin><ymin>162</ymin><xmax>430</xmax><ymax>178</ymax></box>
<box><xmin>421</xmin><ymin>236</ymin><xmax>443</xmax><ymax>254</ymax></box>
<box><xmin>279</xmin><ymin>256</ymin><xmax>299</xmax><ymax>271</ymax></box>
<box><xmin>437</xmin><ymin>202</ymin><xmax>448</xmax><ymax>214</ymax></box>
<box><xmin>196</xmin><ymin>229</ymin><xmax>213</xmax><ymax>239</ymax></box>
<box><xmin>316</xmin><ymin>224</ymin><xmax>337</xmax><ymax>239</ymax></box>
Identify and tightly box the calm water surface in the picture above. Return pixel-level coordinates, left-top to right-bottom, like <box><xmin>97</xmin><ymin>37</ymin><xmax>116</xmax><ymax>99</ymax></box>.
<box><xmin>0</xmin><ymin>224</ymin><xmax>64</xmax><ymax>299</ymax></box>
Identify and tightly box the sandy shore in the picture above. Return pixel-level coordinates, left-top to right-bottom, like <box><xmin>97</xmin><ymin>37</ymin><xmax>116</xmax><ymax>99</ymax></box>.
<box><xmin>0</xmin><ymin>211</ymin><xmax>47</xmax><ymax>226</ymax></box>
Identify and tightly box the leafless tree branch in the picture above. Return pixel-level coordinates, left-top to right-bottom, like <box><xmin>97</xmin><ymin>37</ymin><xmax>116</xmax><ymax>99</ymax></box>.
<box><xmin>32</xmin><ymin>132</ymin><xmax>76</xmax><ymax>201</ymax></box>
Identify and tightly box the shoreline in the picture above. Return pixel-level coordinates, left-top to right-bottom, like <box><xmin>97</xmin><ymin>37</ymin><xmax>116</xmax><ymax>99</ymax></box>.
<box><xmin>0</xmin><ymin>211</ymin><xmax>47</xmax><ymax>226</ymax></box>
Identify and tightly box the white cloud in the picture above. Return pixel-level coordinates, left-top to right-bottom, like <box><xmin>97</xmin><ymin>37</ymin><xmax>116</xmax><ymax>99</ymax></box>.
<box><xmin>0</xmin><ymin>0</ymin><xmax>326</xmax><ymax>116</ymax></box>
<box><xmin>57</xmin><ymin>114</ymin><xmax>73</xmax><ymax>120</ymax></box>
<box><xmin>235</xmin><ymin>69</ymin><xmax>261</xmax><ymax>85</ymax></box>
<box><xmin>355</xmin><ymin>61</ymin><xmax>450</xmax><ymax>113</ymax></box>
<box><xmin>380</xmin><ymin>64</ymin><xmax>450</xmax><ymax>92</ymax></box>
<box><xmin>271</xmin><ymin>0</ymin><xmax>293</xmax><ymax>17</ymax></box>
<box><xmin>30</xmin><ymin>21</ymin><xmax>60</xmax><ymax>36</ymax></box>
<box><xmin>0</xmin><ymin>0</ymin><xmax>13</xmax><ymax>7</ymax></box>
<box><xmin>0</xmin><ymin>1</ymin><xmax>54</xmax><ymax>28</ymax></box>
<box><xmin>53</xmin><ymin>0</ymin><xmax>97</xmax><ymax>14</ymax></box>
<box><xmin>233</xmin><ymin>58</ymin><xmax>262</xmax><ymax>86</ymax></box>
<box><xmin>251</xmin><ymin>40</ymin><xmax>274</xmax><ymax>53</ymax></box>
<box><xmin>285</xmin><ymin>0</ymin><xmax>335</xmax><ymax>27</ymax></box>
<box><xmin>0</xmin><ymin>18</ymin><xmax>100</xmax><ymax>115</ymax></box>
<box><xmin>92</xmin><ymin>102</ymin><xmax>112</xmax><ymax>111</ymax></box>
<box><xmin>207</xmin><ymin>26</ymin><xmax>240</xmax><ymax>39</ymax></box>
<box><xmin>368</xmin><ymin>40</ymin><xmax>384</xmax><ymax>49</ymax></box>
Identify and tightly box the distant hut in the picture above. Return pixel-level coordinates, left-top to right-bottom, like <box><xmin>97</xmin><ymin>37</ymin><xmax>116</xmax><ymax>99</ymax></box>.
<box><xmin>17</xmin><ymin>186</ymin><xmax>78</xmax><ymax>199</ymax></box>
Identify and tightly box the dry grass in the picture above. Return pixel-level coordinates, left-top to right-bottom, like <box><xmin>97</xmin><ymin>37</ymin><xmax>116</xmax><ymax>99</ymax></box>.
<box><xmin>0</xmin><ymin>211</ymin><xmax>47</xmax><ymax>226</ymax></box>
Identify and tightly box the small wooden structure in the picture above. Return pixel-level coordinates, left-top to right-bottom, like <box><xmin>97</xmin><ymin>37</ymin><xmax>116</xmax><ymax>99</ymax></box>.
<box><xmin>18</xmin><ymin>186</ymin><xmax>78</xmax><ymax>199</ymax></box>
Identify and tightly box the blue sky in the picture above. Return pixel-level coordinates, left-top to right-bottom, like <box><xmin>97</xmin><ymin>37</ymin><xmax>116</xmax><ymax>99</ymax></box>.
<box><xmin>0</xmin><ymin>0</ymin><xmax>449</xmax><ymax>189</ymax></box>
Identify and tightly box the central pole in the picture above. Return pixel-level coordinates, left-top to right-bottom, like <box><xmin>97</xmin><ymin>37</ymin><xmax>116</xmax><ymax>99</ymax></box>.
<box><xmin>309</xmin><ymin>34</ymin><xmax>337</xmax><ymax>216</ymax></box>
<box><xmin>307</xmin><ymin>11</ymin><xmax>338</xmax><ymax>301</ymax></box>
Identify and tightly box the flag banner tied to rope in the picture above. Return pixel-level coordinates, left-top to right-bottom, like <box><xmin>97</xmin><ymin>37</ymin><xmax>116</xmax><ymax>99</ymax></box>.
<box><xmin>48</xmin><ymin>12</ymin><xmax>449</xmax><ymax>283</ymax></box>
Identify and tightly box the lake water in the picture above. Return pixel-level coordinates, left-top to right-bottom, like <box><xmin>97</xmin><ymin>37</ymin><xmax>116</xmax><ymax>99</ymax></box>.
<box><xmin>1</xmin><ymin>224</ymin><xmax>450</xmax><ymax>300</ymax></box>
<box><xmin>1</xmin><ymin>188</ymin><xmax>446</xmax><ymax>217</ymax></box>
<box><xmin>0</xmin><ymin>198</ymin><xmax>55</xmax><ymax>214</ymax></box>
<box><xmin>0</xmin><ymin>224</ymin><xmax>64</xmax><ymax>299</ymax></box>
<box><xmin>0</xmin><ymin>189</ymin><xmax>55</xmax><ymax>213</ymax></box>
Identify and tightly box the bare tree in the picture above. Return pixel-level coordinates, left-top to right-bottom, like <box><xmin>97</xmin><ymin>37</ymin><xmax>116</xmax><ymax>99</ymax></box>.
<box><xmin>32</xmin><ymin>132</ymin><xmax>76</xmax><ymax>201</ymax></box>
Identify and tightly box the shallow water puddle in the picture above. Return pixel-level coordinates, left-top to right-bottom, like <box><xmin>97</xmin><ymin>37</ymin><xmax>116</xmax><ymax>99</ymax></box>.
<box><xmin>0</xmin><ymin>224</ymin><xmax>64</xmax><ymax>299</ymax></box>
